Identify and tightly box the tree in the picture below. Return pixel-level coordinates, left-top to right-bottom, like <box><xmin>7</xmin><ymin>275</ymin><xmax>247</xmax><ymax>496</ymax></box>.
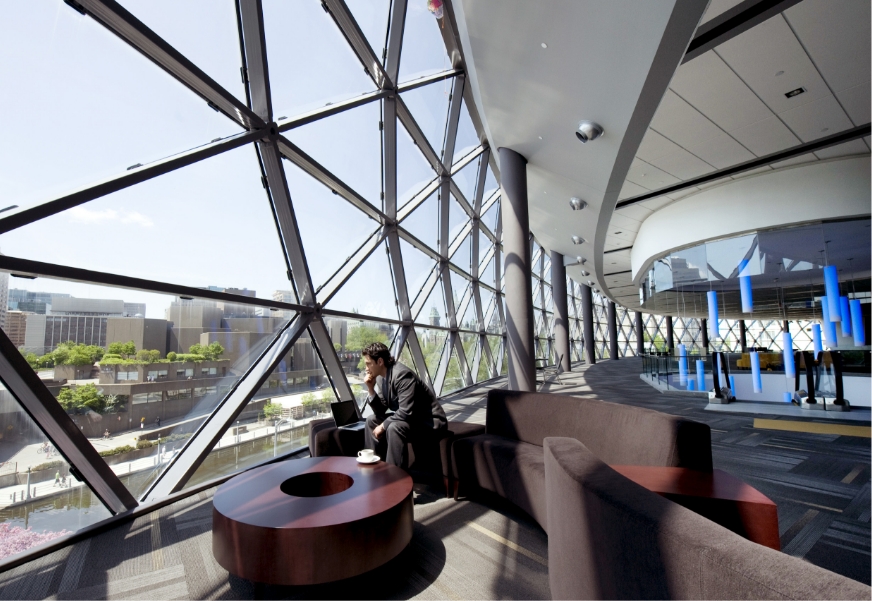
<box><xmin>135</xmin><ymin>349</ymin><xmax>161</xmax><ymax>363</ymax></box>
<box><xmin>346</xmin><ymin>325</ymin><xmax>388</xmax><ymax>351</ymax></box>
<box><xmin>57</xmin><ymin>383</ymin><xmax>106</xmax><ymax>413</ymax></box>
<box><xmin>48</xmin><ymin>342</ymin><xmax>105</xmax><ymax>366</ymax></box>
<box><xmin>204</xmin><ymin>342</ymin><xmax>224</xmax><ymax>361</ymax></box>
<box><xmin>262</xmin><ymin>400</ymin><xmax>282</xmax><ymax>421</ymax></box>
<box><xmin>166</xmin><ymin>351</ymin><xmax>177</xmax><ymax>362</ymax></box>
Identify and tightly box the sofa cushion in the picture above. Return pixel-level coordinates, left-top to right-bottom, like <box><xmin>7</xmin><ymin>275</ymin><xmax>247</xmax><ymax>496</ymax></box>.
<box><xmin>452</xmin><ymin>434</ymin><xmax>547</xmax><ymax>529</ymax></box>
<box><xmin>543</xmin><ymin>436</ymin><xmax>870</xmax><ymax>600</ymax></box>
<box><xmin>486</xmin><ymin>390</ymin><xmax>712</xmax><ymax>471</ymax></box>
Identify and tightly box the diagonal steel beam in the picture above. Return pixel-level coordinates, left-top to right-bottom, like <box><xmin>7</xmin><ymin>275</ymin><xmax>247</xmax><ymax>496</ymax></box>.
<box><xmin>384</xmin><ymin>97</ymin><xmax>398</xmax><ymax>218</ymax></box>
<box><xmin>454</xmin><ymin>334</ymin><xmax>473</xmax><ymax>387</ymax></box>
<box><xmin>411</xmin><ymin>264</ymin><xmax>442</xmax><ymax>320</ymax></box>
<box><xmin>450</xmin><ymin>145</ymin><xmax>485</xmax><ymax>176</ymax></box>
<box><xmin>432</xmin><ymin>330</ymin><xmax>454</xmax><ymax>395</ymax></box>
<box><xmin>259</xmin><ymin>136</ymin><xmax>316</xmax><ymax>304</ymax></box>
<box><xmin>309</xmin><ymin>318</ymin><xmax>354</xmax><ymax>401</ymax></box>
<box><xmin>397</xmin><ymin>68</ymin><xmax>462</xmax><ymax>93</ymax></box>
<box><xmin>0</xmin><ymin>129</ymin><xmax>264</xmax><ymax>236</ymax></box>
<box><xmin>616</xmin><ymin>123</ymin><xmax>871</xmax><ymax>209</ymax></box>
<box><xmin>323</xmin><ymin>0</ymin><xmax>391</xmax><ymax>89</ymax></box>
<box><xmin>442</xmin><ymin>74</ymin><xmax>465</xmax><ymax>168</ymax></box>
<box><xmin>473</xmin><ymin>147</ymin><xmax>490</xmax><ymax>213</ymax></box>
<box><xmin>405</xmin><ymin>327</ymin><xmax>435</xmax><ymax>393</ymax></box>
<box><xmin>0</xmin><ymin>255</ymin><xmax>308</xmax><ymax>313</ymax></box>
<box><xmin>143</xmin><ymin>313</ymin><xmax>313</xmax><ymax>500</ymax></box>
<box><xmin>384</xmin><ymin>0</ymin><xmax>408</xmax><ymax>85</ymax></box>
<box><xmin>449</xmin><ymin>180</ymin><xmax>476</xmax><ymax>219</ymax></box>
<box><xmin>277</xmin><ymin>89</ymin><xmax>390</xmax><ymax>132</ymax></box>
<box><xmin>396</xmin><ymin>228</ymin><xmax>441</xmax><ymax>263</ymax></box>
<box><xmin>277</xmin><ymin>136</ymin><xmax>387</xmax><ymax>222</ymax></box>
<box><xmin>0</xmin><ymin>328</ymin><xmax>137</xmax><ymax>514</ymax></box>
<box><xmin>396</xmin><ymin>177</ymin><xmax>440</xmax><ymax>221</ymax></box>
<box><xmin>78</xmin><ymin>0</ymin><xmax>262</xmax><ymax>130</ymax></box>
<box><xmin>387</xmin><ymin>230</ymin><xmax>412</xmax><ymax>322</ymax></box>
<box><xmin>238</xmin><ymin>0</ymin><xmax>272</xmax><ymax>122</ymax></box>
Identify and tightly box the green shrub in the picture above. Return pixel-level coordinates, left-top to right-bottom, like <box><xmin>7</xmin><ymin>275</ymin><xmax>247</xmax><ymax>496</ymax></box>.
<box><xmin>157</xmin><ymin>432</ymin><xmax>193</xmax><ymax>444</ymax></box>
<box><xmin>98</xmin><ymin>445</ymin><xmax>135</xmax><ymax>457</ymax></box>
<box><xmin>136</xmin><ymin>439</ymin><xmax>154</xmax><ymax>449</ymax></box>
<box><xmin>32</xmin><ymin>460</ymin><xmax>64</xmax><ymax>472</ymax></box>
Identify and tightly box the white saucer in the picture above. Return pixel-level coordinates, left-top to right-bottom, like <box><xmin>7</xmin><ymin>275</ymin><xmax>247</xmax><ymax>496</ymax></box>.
<box><xmin>356</xmin><ymin>455</ymin><xmax>380</xmax><ymax>464</ymax></box>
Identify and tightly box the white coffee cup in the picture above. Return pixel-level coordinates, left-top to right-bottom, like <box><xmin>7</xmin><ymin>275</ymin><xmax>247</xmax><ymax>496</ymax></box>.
<box><xmin>358</xmin><ymin>449</ymin><xmax>375</xmax><ymax>461</ymax></box>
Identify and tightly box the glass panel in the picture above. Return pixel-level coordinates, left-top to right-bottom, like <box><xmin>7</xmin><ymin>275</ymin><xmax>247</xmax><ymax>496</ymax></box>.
<box><xmin>397</xmin><ymin>120</ymin><xmax>438</xmax><ymax>209</ymax></box>
<box><xmin>460</xmin><ymin>293</ymin><xmax>478</xmax><ymax>331</ymax></box>
<box><xmin>401</xmin><ymin>79</ymin><xmax>451</xmax><ymax>156</ymax></box>
<box><xmin>483</xmin><ymin>167</ymin><xmax>499</xmax><ymax>201</ymax></box>
<box><xmin>416</xmin><ymin>327</ymin><xmax>447</xmax><ymax>381</ymax></box>
<box><xmin>325</xmin><ymin>242</ymin><xmax>398</xmax><ymax>319</ymax></box>
<box><xmin>460</xmin><ymin>332</ymin><xmax>477</xmax><ymax>372</ymax></box>
<box><xmin>451</xmin><ymin>234</ymin><xmax>472</xmax><ymax>273</ymax></box>
<box><xmin>6</xmin><ymin>276</ymin><xmax>289</xmax><ymax>501</ymax></box>
<box><xmin>0</xmin><ymin>1</ymin><xmax>241</xmax><ymax>214</ymax></box>
<box><xmin>0</xmin><ymin>145</ymin><xmax>291</xmax><ymax>306</ymax></box>
<box><xmin>705</xmin><ymin>234</ymin><xmax>758</xmax><ymax>282</ymax></box>
<box><xmin>397</xmin><ymin>0</ymin><xmax>451</xmax><ymax>84</ymax></box>
<box><xmin>442</xmin><ymin>347</ymin><xmax>465</xmax><ymax>395</ymax></box>
<box><xmin>416</xmin><ymin>275</ymin><xmax>447</xmax><ymax>326</ymax></box>
<box><xmin>119</xmin><ymin>0</ymin><xmax>246</xmax><ymax>103</ymax></box>
<box><xmin>398</xmin><ymin>341</ymin><xmax>418</xmax><ymax>377</ymax></box>
<box><xmin>482</xmin><ymin>200</ymin><xmax>500</xmax><ymax>233</ymax></box>
<box><xmin>449</xmin><ymin>194</ymin><xmax>469</xmax><ymax>243</ymax></box>
<box><xmin>287</xmin><ymin>101</ymin><xmax>382</xmax><ymax>205</ymax></box>
<box><xmin>452</xmin><ymin>156</ymin><xmax>480</xmax><ymax>205</ymax></box>
<box><xmin>284</xmin><ymin>159</ymin><xmax>381</xmax><ymax>293</ymax></box>
<box><xmin>476</xmin><ymin>342</ymin><xmax>491</xmax><ymax>382</ymax></box>
<box><xmin>182</xmin><ymin>332</ymin><xmax>328</xmax><ymax>489</ymax></box>
<box><xmin>449</xmin><ymin>271</ymin><xmax>469</xmax><ymax>315</ymax></box>
<box><xmin>400</xmin><ymin>239</ymin><xmax>438</xmax><ymax>305</ymax></box>
<box><xmin>264</xmin><ymin>0</ymin><xmax>376</xmax><ymax>117</ymax></box>
<box><xmin>400</xmin><ymin>191</ymin><xmax>439</xmax><ymax>250</ymax></box>
<box><xmin>480</xmin><ymin>253</ymin><xmax>496</xmax><ymax>288</ymax></box>
<box><xmin>454</xmin><ymin>100</ymin><xmax>480</xmax><ymax>163</ymax></box>
<box><xmin>347</xmin><ymin>0</ymin><xmax>391</xmax><ymax>62</ymax></box>
<box><xmin>0</xmin><ymin>380</ymin><xmax>112</xmax><ymax>563</ymax></box>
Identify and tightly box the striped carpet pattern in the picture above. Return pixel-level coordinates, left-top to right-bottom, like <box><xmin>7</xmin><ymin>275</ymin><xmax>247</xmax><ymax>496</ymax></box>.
<box><xmin>0</xmin><ymin>357</ymin><xmax>867</xmax><ymax>598</ymax></box>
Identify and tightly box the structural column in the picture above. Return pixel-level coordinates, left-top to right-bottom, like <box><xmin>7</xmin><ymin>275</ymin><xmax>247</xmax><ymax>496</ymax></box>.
<box><xmin>665</xmin><ymin>316</ymin><xmax>675</xmax><ymax>351</ymax></box>
<box><xmin>635</xmin><ymin>311</ymin><xmax>644</xmax><ymax>356</ymax></box>
<box><xmin>499</xmin><ymin>147</ymin><xmax>535</xmax><ymax>391</ymax></box>
<box><xmin>550</xmin><ymin>251</ymin><xmax>571</xmax><ymax>372</ymax></box>
<box><xmin>607</xmin><ymin>301</ymin><xmax>619</xmax><ymax>360</ymax></box>
<box><xmin>580</xmin><ymin>284</ymin><xmax>596</xmax><ymax>365</ymax></box>
<box><xmin>739</xmin><ymin>320</ymin><xmax>748</xmax><ymax>353</ymax></box>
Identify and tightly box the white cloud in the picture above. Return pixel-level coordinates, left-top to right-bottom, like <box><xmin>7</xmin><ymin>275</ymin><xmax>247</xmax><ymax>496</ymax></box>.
<box><xmin>68</xmin><ymin>207</ymin><xmax>153</xmax><ymax>227</ymax></box>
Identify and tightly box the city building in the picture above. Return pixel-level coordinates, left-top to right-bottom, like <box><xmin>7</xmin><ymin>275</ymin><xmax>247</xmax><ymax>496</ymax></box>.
<box><xmin>3</xmin><ymin>310</ymin><xmax>29</xmax><ymax>348</ymax></box>
<box><xmin>0</xmin><ymin>1</ymin><xmax>868</xmax><ymax>597</ymax></box>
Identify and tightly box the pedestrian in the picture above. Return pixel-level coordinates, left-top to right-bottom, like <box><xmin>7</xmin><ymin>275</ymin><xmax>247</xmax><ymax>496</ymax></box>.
<box><xmin>60</xmin><ymin>474</ymin><xmax>66</xmax><ymax>487</ymax></box>
<box><xmin>103</xmin><ymin>429</ymin><xmax>110</xmax><ymax>440</ymax></box>
<box><xmin>156</xmin><ymin>416</ymin><xmax>161</xmax><ymax>428</ymax></box>
<box><xmin>54</xmin><ymin>471</ymin><xmax>60</xmax><ymax>487</ymax></box>
<box><xmin>140</xmin><ymin>417</ymin><xmax>145</xmax><ymax>429</ymax></box>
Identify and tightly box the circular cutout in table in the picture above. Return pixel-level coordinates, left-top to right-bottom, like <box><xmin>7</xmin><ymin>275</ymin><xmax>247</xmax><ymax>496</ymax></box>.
<box><xmin>212</xmin><ymin>456</ymin><xmax>413</xmax><ymax>585</ymax></box>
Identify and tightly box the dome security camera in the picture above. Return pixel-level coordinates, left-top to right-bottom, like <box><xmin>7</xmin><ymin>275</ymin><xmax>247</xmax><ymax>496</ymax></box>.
<box><xmin>576</xmin><ymin>121</ymin><xmax>604</xmax><ymax>143</ymax></box>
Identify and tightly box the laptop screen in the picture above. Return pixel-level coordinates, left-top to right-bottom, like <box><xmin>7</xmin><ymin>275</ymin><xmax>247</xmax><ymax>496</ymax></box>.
<box><xmin>330</xmin><ymin>400</ymin><xmax>359</xmax><ymax>427</ymax></box>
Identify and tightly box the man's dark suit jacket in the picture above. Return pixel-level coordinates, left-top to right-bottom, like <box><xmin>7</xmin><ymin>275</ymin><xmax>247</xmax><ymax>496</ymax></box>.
<box><xmin>370</xmin><ymin>362</ymin><xmax>447</xmax><ymax>431</ymax></box>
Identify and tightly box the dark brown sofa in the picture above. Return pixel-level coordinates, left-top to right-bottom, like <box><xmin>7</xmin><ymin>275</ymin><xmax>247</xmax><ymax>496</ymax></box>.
<box><xmin>544</xmin><ymin>437</ymin><xmax>870</xmax><ymax>600</ymax></box>
<box><xmin>451</xmin><ymin>389</ymin><xmax>712</xmax><ymax>530</ymax></box>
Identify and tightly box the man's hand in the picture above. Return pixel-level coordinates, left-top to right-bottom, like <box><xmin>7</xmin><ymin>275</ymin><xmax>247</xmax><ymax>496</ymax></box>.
<box><xmin>372</xmin><ymin>423</ymin><xmax>385</xmax><ymax>440</ymax></box>
<box><xmin>364</xmin><ymin>368</ymin><xmax>377</xmax><ymax>395</ymax></box>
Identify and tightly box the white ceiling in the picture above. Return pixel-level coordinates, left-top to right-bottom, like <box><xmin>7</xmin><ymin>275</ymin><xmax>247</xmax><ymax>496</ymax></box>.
<box><xmin>602</xmin><ymin>0</ymin><xmax>871</xmax><ymax>309</ymax></box>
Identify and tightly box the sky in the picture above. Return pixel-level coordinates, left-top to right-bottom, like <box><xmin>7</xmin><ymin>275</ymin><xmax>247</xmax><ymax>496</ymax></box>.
<box><xmin>0</xmin><ymin>0</ymin><xmax>496</xmax><ymax>325</ymax></box>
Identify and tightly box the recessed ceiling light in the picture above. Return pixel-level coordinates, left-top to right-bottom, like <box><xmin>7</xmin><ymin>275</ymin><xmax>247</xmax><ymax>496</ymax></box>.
<box><xmin>571</xmin><ymin>235</ymin><xmax>584</xmax><ymax>245</ymax></box>
<box><xmin>575</xmin><ymin>121</ymin><xmax>604</xmax><ymax>143</ymax></box>
<box><xmin>614</xmin><ymin>231</ymin><xmax>622</xmax><ymax>234</ymax></box>
<box><xmin>821</xmin><ymin>127</ymin><xmax>829</xmax><ymax>132</ymax></box>
<box><xmin>775</xmin><ymin>70</ymin><xmax>784</xmax><ymax>76</ymax></box>
<box><xmin>587</xmin><ymin>280</ymin><xmax>595</xmax><ymax>287</ymax></box>
<box><xmin>580</xmin><ymin>270</ymin><xmax>590</xmax><ymax>277</ymax></box>
<box><xmin>569</xmin><ymin>197</ymin><xmax>587</xmax><ymax>211</ymax></box>
<box><xmin>538</xmin><ymin>136</ymin><xmax>543</xmax><ymax>140</ymax></box>
<box><xmin>784</xmin><ymin>87</ymin><xmax>806</xmax><ymax>99</ymax></box>
<box><xmin>541</xmin><ymin>42</ymin><xmax>548</xmax><ymax>49</ymax></box>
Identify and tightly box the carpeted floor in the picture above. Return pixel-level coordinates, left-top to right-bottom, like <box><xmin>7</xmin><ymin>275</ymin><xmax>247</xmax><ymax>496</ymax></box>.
<box><xmin>0</xmin><ymin>357</ymin><xmax>868</xmax><ymax>598</ymax></box>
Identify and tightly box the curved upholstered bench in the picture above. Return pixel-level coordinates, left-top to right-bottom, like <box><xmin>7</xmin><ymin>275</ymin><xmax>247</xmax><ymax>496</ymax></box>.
<box><xmin>451</xmin><ymin>389</ymin><xmax>712</xmax><ymax>530</ymax></box>
<box><xmin>544</xmin><ymin>437</ymin><xmax>871</xmax><ymax>600</ymax></box>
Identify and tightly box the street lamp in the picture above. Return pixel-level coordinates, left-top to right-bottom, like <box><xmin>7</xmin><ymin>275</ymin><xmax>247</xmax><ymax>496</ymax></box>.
<box><xmin>273</xmin><ymin>419</ymin><xmax>292</xmax><ymax>458</ymax></box>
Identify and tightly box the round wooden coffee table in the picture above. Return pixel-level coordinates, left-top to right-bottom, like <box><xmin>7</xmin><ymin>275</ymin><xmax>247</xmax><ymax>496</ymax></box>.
<box><xmin>212</xmin><ymin>456</ymin><xmax>413</xmax><ymax>585</ymax></box>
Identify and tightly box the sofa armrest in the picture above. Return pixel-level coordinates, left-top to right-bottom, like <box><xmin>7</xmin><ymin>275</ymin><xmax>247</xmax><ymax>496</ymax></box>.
<box><xmin>308</xmin><ymin>418</ymin><xmax>335</xmax><ymax>457</ymax></box>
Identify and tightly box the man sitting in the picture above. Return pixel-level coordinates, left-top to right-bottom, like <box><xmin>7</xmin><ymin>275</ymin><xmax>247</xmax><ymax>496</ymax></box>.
<box><xmin>362</xmin><ymin>342</ymin><xmax>447</xmax><ymax>468</ymax></box>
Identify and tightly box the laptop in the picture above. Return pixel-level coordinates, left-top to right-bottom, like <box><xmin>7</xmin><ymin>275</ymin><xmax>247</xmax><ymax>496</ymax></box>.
<box><xmin>331</xmin><ymin>400</ymin><xmax>365</xmax><ymax>431</ymax></box>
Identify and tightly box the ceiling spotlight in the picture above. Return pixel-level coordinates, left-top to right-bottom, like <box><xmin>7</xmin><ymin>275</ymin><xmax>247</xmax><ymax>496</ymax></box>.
<box><xmin>579</xmin><ymin>257</ymin><xmax>587</xmax><ymax>265</ymax></box>
<box><xmin>576</xmin><ymin>120</ymin><xmax>604</xmax><ymax>143</ymax></box>
<box><xmin>569</xmin><ymin>197</ymin><xmax>587</xmax><ymax>211</ymax></box>
<box><xmin>571</xmin><ymin>235</ymin><xmax>584</xmax><ymax>245</ymax></box>
<box><xmin>587</xmin><ymin>280</ymin><xmax>595</xmax><ymax>287</ymax></box>
<box><xmin>580</xmin><ymin>270</ymin><xmax>590</xmax><ymax>277</ymax></box>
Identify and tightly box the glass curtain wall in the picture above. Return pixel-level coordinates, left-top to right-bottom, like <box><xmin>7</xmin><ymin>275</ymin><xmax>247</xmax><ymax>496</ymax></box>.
<box><xmin>0</xmin><ymin>0</ymin><xmax>505</xmax><ymax>561</ymax></box>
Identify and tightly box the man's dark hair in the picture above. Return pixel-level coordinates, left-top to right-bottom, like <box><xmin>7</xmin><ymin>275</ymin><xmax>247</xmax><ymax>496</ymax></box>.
<box><xmin>362</xmin><ymin>342</ymin><xmax>396</xmax><ymax>367</ymax></box>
